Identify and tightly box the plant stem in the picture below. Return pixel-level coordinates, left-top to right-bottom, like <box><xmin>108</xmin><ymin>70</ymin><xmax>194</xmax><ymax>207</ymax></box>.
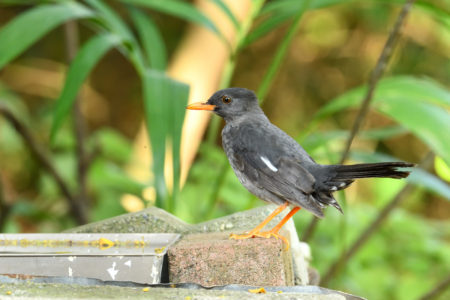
<box><xmin>64</xmin><ymin>21</ymin><xmax>90</xmax><ymax>212</ymax></box>
<box><xmin>303</xmin><ymin>0</ymin><xmax>417</xmax><ymax>242</ymax></box>
<box><xmin>0</xmin><ymin>105</ymin><xmax>87</xmax><ymax>224</ymax></box>
<box><xmin>320</xmin><ymin>152</ymin><xmax>433</xmax><ymax>286</ymax></box>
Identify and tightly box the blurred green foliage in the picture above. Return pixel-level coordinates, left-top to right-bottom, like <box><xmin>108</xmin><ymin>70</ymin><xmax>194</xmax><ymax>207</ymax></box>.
<box><xmin>0</xmin><ymin>0</ymin><xmax>449</xmax><ymax>299</ymax></box>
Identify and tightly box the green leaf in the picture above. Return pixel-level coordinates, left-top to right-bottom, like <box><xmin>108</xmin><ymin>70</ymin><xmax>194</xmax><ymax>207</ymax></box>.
<box><xmin>209</xmin><ymin>0</ymin><xmax>240</xmax><ymax>29</ymax></box>
<box><xmin>85</xmin><ymin>0</ymin><xmax>147</xmax><ymax>74</ymax></box>
<box><xmin>166</xmin><ymin>78</ymin><xmax>189</xmax><ymax>212</ymax></box>
<box><xmin>129</xmin><ymin>7</ymin><xmax>167</xmax><ymax>71</ymax></box>
<box><xmin>91</xmin><ymin>128</ymin><xmax>133</xmax><ymax>163</ymax></box>
<box><xmin>85</xmin><ymin>0</ymin><xmax>134</xmax><ymax>40</ymax></box>
<box><xmin>246</xmin><ymin>0</ymin><xmax>354</xmax><ymax>46</ymax></box>
<box><xmin>416</xmin><ymin>2</ymin><xmax>450</xmax><ymax>29</ymax></box>
<box><xmin>0</xmin><ymin>0</ymin><xmax>43</xmax><ymax>5</ymax></box>
<box><xmin>257</xmin><ymin>0</ymin><xmax>313</xmax><ymax>101</ymax></box>
<box><xmin>410</xmin><ymin>168</ymin><xmax>450</xmax><ymax>201</ymax></box>
<box><xmin>89</xmin><ymin>160</ymin><xmax>146</xmax><ymax>195</ymax></box>
<box><xmin>435</xmin><ymin>156</ymin><xmax>450</xmax><ymax>182</ymax></box>
<box><xmin>0</xmin><ymin>2</ymin><xmax>94</xmax><ymax>70</ymax></box>
<box><xmin>261</xmin><ymin>0</ymin><xmax>353</xmax><ymax>15</ymax></box>
<box><xmin>243</xmin><ymin>12</ymin><xmax>293</xmax><ymax>47</ymax></box>
<box><xmin>51</xmin><ymin>33</ymin><xmax>120</xmax><ymax>141</ymax></box>
<box><xmin>250</xmin><ymin>0</ymin><xmax>445</xmax><ymax>46</ymax></box>
<box><xmin>313</xmin><ymin>76</ymin><xmax>450</xmax><ymax>165</ymax></box>
<box><xmin>142</xmin><ymin>70</ymin><xmax>189</xmax><ymax>211</ymax></box>
<box><xmin>379</xmin><ymin>98</ymin><xmax>450</xmax><ymax>166</ymax></box>
<box><xmin>120</xmin><ymin>0</ymin><xmax>222</xmax><ymax>38</ymax></box>
<box><xmin>142</xmin><ymin>70</ymin><xmax>168</xmax><ymax>207</ymax></box>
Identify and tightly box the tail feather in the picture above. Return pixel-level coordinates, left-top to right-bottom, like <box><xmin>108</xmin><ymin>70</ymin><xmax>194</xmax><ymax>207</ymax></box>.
<box><xmin>313</xmin><ymin>161</ymin><xmax>414</xmax><ymax>216</ymax></box>
<box><xmin>333</xmin><ymin>162</ymin><xmax>415</xmax><ymax>180</ymax></box>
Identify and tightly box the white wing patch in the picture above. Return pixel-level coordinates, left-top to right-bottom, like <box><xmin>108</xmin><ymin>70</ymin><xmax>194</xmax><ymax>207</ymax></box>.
<box><xmin>260</xmin><ymin>156</ymin><xmax>278</xmax><ymax>172</ymax></box>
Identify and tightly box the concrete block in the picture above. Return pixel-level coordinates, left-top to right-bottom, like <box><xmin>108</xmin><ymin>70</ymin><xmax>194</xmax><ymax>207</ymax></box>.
<box><xmin>168</xmin><ymin>232</ymin><xmax>294</xmax><ymax>287</ymax></box>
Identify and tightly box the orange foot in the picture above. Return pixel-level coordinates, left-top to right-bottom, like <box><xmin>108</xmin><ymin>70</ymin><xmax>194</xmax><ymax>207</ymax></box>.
<box><xmin>228</xmin><ymin>204</ymin><xmax>301</xmax><ymax>251</ymax></box>
<box><xmin>229</xmin><ymin>230</ymin><xmax>289</xmax><ymax>249</ymax></box>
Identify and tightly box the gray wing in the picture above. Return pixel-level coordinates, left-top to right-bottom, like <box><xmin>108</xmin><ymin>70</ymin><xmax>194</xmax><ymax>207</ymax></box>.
<box><xmin>227</xmin><ymin>123</ymin><xmax>325</xmax><ymax>217</ymax></box>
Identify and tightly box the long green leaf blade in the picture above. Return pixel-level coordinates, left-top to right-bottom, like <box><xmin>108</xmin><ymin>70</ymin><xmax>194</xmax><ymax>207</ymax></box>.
<box><xmin>167</xmin><ymin>79</ymin><xmax>189</xmax><ymax>213</ymax></box>
<box><xmin>129</xmin><ymin>8</ymin><xmax>167</xmax><ymax>71</ymax></box>
<box><xmin>85</xmin><ymin>0</ymin><xmax>134</xmax><ymax>41</ymax></box>
<box><xmin>85</xmin><ymin>0</ymin><xmax>146</xmax><ymax>74</ymax></box>
<box><xmin>243</xmin><ymin>12</ymin><xmax>293</xmax><ymax>47</ymax></box>
<box><xmin>143</xmin><ymin>70</ymin><xmax>169</xmax><ymax>208</ymax></box>
<box><xmin>247</xmin><ymin>0</ymin><xmax>353</xmax><ymax>46</ymax></box>
<box><xmin>51</xmin><ymin>33</ymin><xmax>120</xmax><ymax>140</ymax></box>
<box><xmin>142</xmin><ymin>70</ymin><xmax>189</xmax><ymax>211</ymax></box>
<box><xmin>120</xmin><ymin>0</ymin><xmax>222</xmax><ymax>37</ymax></box>
<box><xmin>257</xmin><ymin>0</ymin><xmax>312</xmax><ymax>102</ymax></box>
<box><xmin>209</xmin><ymin>0</ymin><xmax>240</xmax><ymax>29</ymax></box>
<box><xmin>0</xmin><ymin>2</ymin><xmax>94</xmax><ymax>70</ymax></box>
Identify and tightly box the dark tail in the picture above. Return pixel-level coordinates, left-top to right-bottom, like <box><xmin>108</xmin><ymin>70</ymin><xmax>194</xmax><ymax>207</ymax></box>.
<box><xmin>333</xmin><ymin>162</ymin><xmax>415</xmax><ymax>180</ymax></box>
<box><xmin>311</xmin><ymin>161</ymin><xmax>414</xmax><ymax>217</ymax></box>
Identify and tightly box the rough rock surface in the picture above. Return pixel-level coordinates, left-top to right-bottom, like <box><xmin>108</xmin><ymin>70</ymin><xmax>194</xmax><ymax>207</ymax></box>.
<box><xmin>168</xmin><ymin>232</ymin><xmax>294</xmax><ymax>287</ymax></box>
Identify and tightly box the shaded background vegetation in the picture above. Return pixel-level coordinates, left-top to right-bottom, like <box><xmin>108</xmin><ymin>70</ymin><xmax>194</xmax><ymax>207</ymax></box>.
<box><xmin>0</xmin><ymin>0</ymin><xmax>449</xmax><ymax>299</ymax></box>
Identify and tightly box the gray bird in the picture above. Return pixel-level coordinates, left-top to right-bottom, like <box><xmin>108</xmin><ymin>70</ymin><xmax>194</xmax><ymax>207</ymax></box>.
<box><xmin>187</xmin><ymin>88</ymin><xmax>414</xmax><ymax>245</ymax></box>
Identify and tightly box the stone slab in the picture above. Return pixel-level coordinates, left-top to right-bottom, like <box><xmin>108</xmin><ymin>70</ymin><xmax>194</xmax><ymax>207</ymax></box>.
<box><xmin>0</xmin><ymin>281</ymin><xmax>358</xmax><ymax>299</ymax></box>
<box><xmin>168</xmin><ymin>232</ymin><xmax>294</xmax><ymax>287</ymax></box>
<box><xmin>67</xmin><ymin>207</ymin><xmax>192</xmax><ymax>234</ymax></box>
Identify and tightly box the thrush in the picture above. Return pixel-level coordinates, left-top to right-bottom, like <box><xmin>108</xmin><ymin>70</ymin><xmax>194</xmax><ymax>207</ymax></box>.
<box><xmin>187</xmin><ymin>88</ymin><xmax>414</xmax><ymax>247</ymax></box>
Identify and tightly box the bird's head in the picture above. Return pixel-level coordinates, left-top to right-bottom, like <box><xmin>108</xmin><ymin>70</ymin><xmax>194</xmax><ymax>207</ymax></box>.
<box><xmin>186</xmin><ymin>88</ymin><xmax>262</xmax><ymax>121</ymax></box>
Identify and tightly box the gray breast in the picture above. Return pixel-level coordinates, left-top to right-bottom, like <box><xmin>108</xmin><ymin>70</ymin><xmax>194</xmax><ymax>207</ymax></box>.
<box><xmin>221</xmin><ymin>123</ymin><xmax>285</xmax><ymax>205</ymax></box>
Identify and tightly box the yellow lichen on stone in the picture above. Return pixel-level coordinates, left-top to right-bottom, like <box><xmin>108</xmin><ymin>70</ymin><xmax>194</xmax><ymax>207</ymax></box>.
<box><xmin>98</xmin><ymin>238</ymin><xmax>115</xmax><ymax>250</ymax></box>
<box><xmin>154</xmin><ymin>247</ymin><xmax>166</xmax><ymax>254</ymax></box>
<box><xmin>248</xmin><ymin>287</ymin><xmax>266</xmax><ymax>294</ymax></box>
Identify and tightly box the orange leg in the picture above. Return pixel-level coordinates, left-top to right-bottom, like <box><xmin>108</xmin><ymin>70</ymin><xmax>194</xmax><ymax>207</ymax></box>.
<box><xmin>230</xmin><ymin>203</ymin><xmax>301</xmax><ymax>250</ymax></box>
<box><xmin>229</xmin><ymin>202</ymin><xmax>288</xmax><ymax>240</ymax></box>
<box><xmin>270</xmin><ymin>206</ymin><xmax>301</xmax><ymax>234</ymax></box>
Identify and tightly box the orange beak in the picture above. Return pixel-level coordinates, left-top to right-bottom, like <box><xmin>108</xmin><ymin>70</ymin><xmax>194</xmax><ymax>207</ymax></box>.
<box><xmin>186</xmin><ymin>102</ymin><xmax>216</xmax><ymax>111</ymax></box>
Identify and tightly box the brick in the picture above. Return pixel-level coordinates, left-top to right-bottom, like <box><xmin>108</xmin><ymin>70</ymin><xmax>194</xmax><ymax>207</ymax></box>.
<box><xmin>168</xmin><ymin>232</ymin><xmax>294</xmax><ymax>287</ymax></box>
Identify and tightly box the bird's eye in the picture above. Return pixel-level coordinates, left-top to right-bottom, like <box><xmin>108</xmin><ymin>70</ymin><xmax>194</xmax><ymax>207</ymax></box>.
<box><xmin>222</xmin><ymin>95</ymin><xmax>232</xmax><ymax>104</ymax></box>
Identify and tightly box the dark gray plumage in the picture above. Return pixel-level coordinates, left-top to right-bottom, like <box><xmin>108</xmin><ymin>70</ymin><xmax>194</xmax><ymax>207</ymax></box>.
<box><xmin>192</xmin><ymin>88</ymin><xmax>414</xmax><ymax>218</ymax></box>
